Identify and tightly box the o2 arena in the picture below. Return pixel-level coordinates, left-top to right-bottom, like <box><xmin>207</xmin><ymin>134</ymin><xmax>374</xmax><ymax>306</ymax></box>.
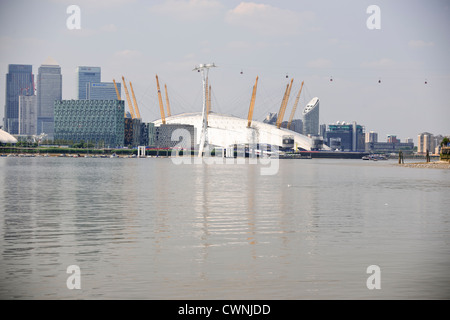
<box><xmin>153</xmin><ymin>112</ymin><xmax>324</xmax><ymax>151</ymax></box>
<box><xmin>152</xmin><ymin>64</ymin><xmax>329</xmax><ymax>153</ymax></box>
<box><xmin>0</xmin><ymin>129</ymin><xmax>18</xmax><ymax>144</ymax></box>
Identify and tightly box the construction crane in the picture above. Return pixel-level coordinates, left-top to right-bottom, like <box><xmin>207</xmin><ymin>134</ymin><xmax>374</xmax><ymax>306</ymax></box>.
<box><xmin>122</xmin><ymin>76</ymin><xmax>136</xmax><ymax>119</ymax></box>
<box><xmin>287</xmin><ymin>81</ymin><xmax>304</xmax><ymax>130</ymax></box>
<box><xmin>276</xmin><ymin>78</ymin><xmax>294</xmax><ymax>129</ymax></box>
<box><xmin>247</xmin><ymin>76</ymin><xmax>259</xmax><ymax>127</ymax></box>
<box><xmin>164</xmin><ymin>84</ymin><xmax>171</xmax><ymax>117</ymax></box>
<box><xmin>155</xmin><ymin>75</ymin><xmax>166</xmax><ymax>124</ymax></box>
<box><xmin>129</xmin><ymin>81</ymin><xmax>141</xmax><ymax>119</ymax></box>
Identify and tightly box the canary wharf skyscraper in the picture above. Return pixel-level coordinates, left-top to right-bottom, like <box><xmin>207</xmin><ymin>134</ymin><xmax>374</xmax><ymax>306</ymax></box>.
<box><xmin>77</xmin><ymin>66</ymin><xmax>101</xmax><ymax>99</ymax></box>
<box><xmin>4</xmin><ymin>64</ymin><xmax>34</xmax><ymax>134</ymax></box>
<box><xmin>37</xmin><ymin>57</ymin><xmax>62</xmax><ymax>138</ymax></box>
<box><xmin>86</xmin><ymin>82</ymin><xmax>121</xmax><ymax>100</ymax></box>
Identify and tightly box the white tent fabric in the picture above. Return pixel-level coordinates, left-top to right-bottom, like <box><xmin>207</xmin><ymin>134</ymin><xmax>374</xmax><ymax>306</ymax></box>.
<box><xmin>0</xmin><ymin>129</ymin><xmax>18</xmax><ymax>144</ymax></box>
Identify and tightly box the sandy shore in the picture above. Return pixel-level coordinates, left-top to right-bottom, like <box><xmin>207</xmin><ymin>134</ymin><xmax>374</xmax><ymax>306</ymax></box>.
<box><xmin>398</xmin><ymin>161</ymin><xmax>450</xmax><ymax>169</ymax></box>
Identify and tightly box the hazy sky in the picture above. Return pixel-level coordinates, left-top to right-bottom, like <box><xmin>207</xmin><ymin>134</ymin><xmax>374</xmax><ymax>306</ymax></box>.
<box><xmin>1</xmin><ymin>0</ymin><xmax>449</xmax><ymax>142</ymax></box>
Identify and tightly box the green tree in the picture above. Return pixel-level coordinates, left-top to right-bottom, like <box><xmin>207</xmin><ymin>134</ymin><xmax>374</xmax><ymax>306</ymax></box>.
<box><xmin>440</xmin><ymin>137</ymin><xmax>450</xmax><ymax>147</ymax></box>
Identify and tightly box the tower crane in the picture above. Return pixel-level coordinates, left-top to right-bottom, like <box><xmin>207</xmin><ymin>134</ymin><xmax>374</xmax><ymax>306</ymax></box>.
<box><xmin>247</xmin><ymin>76</ymin><xmax>259</xmax><ymax>128</ymax></box>
<box><xmin>122</xmin><ymin>76</ymin><xmax>135</xmax><ymax>119</ymax></box>
<box><xmin>155</xmin><ymin>75</ymin><xmax>166</xmax><ymax>124</ymax></box>
<box><xmin>287</xmin><ymin>81</ymin><xmax>304</xmax><ymax>130</ymax></box>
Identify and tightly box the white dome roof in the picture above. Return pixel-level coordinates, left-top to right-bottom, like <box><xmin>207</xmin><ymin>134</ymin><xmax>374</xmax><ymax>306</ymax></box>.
<box><xmin>153</xmin><ymin>112</ymin><xmax>331</xmax><ymax>151</ymax></box>
<box><xmin>0</xmin><ymin>129</ymin><xmax>18</xmax><ymax>144</ymax></box>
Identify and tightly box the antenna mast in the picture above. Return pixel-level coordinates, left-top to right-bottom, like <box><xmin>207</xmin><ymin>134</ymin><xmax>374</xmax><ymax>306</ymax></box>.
<box><xmin>193</xmin><ymin>63</ymin><xmax>217</xmax><ymax>157</ymax></box>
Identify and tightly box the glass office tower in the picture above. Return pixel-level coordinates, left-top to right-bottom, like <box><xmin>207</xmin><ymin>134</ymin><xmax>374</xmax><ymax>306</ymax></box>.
<box><xmin>37</xmin><ymin>60</ymin><xmax>62</xmax><ymax>138</ymax></box>
<box><xmin>87</xmin><ymin>82</ymin><xmax>121</xmax><ymax>100</ymax></box>
<box><xmin>18</xmin><ymin>95</ymin><xmax>37</xmax><ymax>135</ymax></box>
<box><xmin>4</xmin><ymin>64</ymin><xmax>34</xmax><ymax>134</ymax></box>
<box><xmin>77</xmin><ymin>66</ymin><xmax>101</xmax><ymax>99</ymax></box>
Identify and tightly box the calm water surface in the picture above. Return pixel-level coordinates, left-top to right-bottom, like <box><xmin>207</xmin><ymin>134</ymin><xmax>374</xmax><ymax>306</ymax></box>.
<box><xmin>0</xmin><ymin>157</ymin><xmax>449</xmax><ymax>299</ymax></box>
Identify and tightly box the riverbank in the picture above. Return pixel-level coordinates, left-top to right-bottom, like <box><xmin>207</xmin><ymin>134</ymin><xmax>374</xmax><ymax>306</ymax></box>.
<box><xmin>398</xmin><ymin>161</ymin><xmax>450</xmax><ymax>169</ymax></box>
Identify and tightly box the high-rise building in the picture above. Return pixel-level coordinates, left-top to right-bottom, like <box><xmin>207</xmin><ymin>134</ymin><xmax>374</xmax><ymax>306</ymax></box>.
<box><xmin>4</xmin><ymin>64</ymin><xmax>34</xmax><ymax>134</ymax></box>
<box><xmin>302</xmin><ymin>97</ymin><xmax>319</xmax><ymax>136</ymax></box>
<box><xmin>263</xmin><ymin>112</ymin><xmax>277</xmax><ymax>125</ymax></box>
<box><xmin>280</xmin><ymin>119</ymin><xmax>302</xmax><ymax>134</ymax></box>
<box><xmin>326</xmin><ymin>121</ymin><xmax>365</xmax><ymax>152</ymax></box>
<box><xmin>86</xmin><ymin>82</ymin><xmax>121</xmax><ymax>100</ymax></box>
<box><xmin>433</xmin><ymin>135</ymin><xmax>444</xmax><ymax>149</ymax></box>
<box><xmin>319</xmin><ymin>123</ymin><xmax>327</xmax><ymax>139</ymax></box>
<box><xmin>37</xmin><ymin>58</ymin><xmax>62</xmax><ymax>139</ymax></box>
<box><xmin>54</xmin><ymin>99</ymin><xmax>125</xmax><ymax>147</ymax></box>
<box><xmin>18</xmin><ymin>95</ymin><xmax>37</xmax><ymax>135</ymax></box>
<box><xmin>432</xmin><ymin>134</ymin><xmax>445</xmax><ymax>155</ymax></box>
<box><xmin>290</xmin><ymin>119</ymin><xmax>303</xmax><ymax>135</ymax></box>
<box><xmin>387</xmin><ymin>135</ymin><xmax>399</xmax><ymax>144</ymax></box>
<box><xmin>77</xmin><ymin>66</ymin><xmax>101</xmax><ymax>99</ymax></box>
<box><xmin>365</xmin><ymin>131</ymin><xmax>378</xmax><ymax>143</ymax></box>
<box><xmin>417</xmin><ymin>132</ymin><xmax>435</xmax><ymax>154</ymax></box>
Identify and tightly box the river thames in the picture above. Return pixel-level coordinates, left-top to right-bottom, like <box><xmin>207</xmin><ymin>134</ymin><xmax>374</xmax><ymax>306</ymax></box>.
<box><xmin>0</xmin><ymin>157</ymin><xmax>449</xmax><ymax>299</ymax></box>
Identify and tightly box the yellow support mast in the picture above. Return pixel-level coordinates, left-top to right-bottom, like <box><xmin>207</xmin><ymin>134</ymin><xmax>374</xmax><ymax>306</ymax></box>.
<box><xmin>129</xmin><ymin>81</ymin><xmax>141</xmax><ymax>119</ymax></box>
<box><xmin>164</xmin><ymin>84</ymin><xmax>171</xmax><ymax>117</ymax></box>
<box><xmin>122</xmin><ymin>76</ymin><xmax>135</xmax><ymax>119</ymax></box>
<box><xmin>155</xmin><ymin>75</ymin><xmax>166</xmax><ymax>124</ymax></box>
<box><xmin>113</xmin><ymin>79</ymin><xmax>126</xmax><ymax>117</ymax></box>
<box><xmin>276</xmin><ymin>78</ymin><xmax>293</xmax><ymax>129</ymax></box>
<box><xmin>247</xmin><ymin>76</ymin><xmax>259</xmax><ymax>128</ymax></box>
<box><xmin>276</xmin><ymin>84</ymin><xmax>289</xmax><ymax>128</ymax></box>
<box><xmin>287</xmin><ymin>81</ymin><xmax>304</xmax><ymax>130</ymax></box>
<box><xmin>113</xmin><ymin>79</ymin><xmax>121</xmax><ymax>100</ymax></box>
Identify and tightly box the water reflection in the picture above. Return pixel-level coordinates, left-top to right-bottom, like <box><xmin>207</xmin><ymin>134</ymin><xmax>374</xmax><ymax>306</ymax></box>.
<box><xmin>1</xmin><ymin>158</ymin><xmax>449</xmax><ymax>299</ymax></box>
